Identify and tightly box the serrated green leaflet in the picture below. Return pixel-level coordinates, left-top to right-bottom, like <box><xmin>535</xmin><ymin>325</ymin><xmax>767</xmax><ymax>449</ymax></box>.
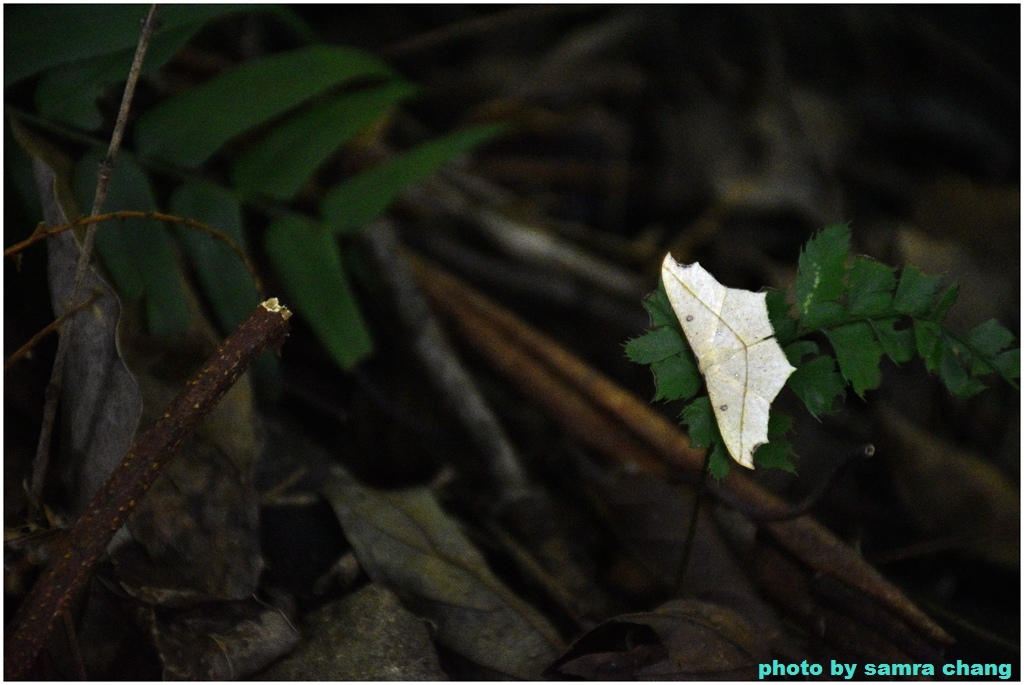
<box><xmin>265</xmin><ymin>215</ymin><xmax>373</xmax><ymax>370</ymax></box>
<box><xmin>872</xmin><ymin>317</ymin><xmax>917</xmax><ymax>364</ymax></box>
<box><xmin>627</xmin><ymin>222</ymin><xmax>1018</xmax><ymax>478</ymax></box>
<box><xmin>787</xmin><ymin>355</ymin><xmax>845</xmax><ymax>419</ymax></box>
<box><xmin>136</xmin><ymin>45</ymin><xmax>397</xmax><ymax>167</ymax></box>
<box><xmin>939</xmin><ymin>340</ymin><xmax>987</xmax><ymax>397</ymax></box>
<box><xmin>321</xmin><ymin>124</ymin><xmax>508</xmax><ymax>233</ymax></box>
<box><xmin>681</xmin><ymin>398</ymin><xmax>731</xmax><ymax>478</ymax></box>
<box><xmin>796</xmin><ymin>223</ymin><xmax>849</xmax><ymax>317</ymax></box>
<box><xmin>754</xmin><ymin>438</ymin><xmax>795</xmax><ymax>473</ymax></box>
<box><xmin>965</xmin><ymin>319</ymin><xmax>1017</xmax><ymax>359</ymax></box>
<box><xmin>766</xmin><ymin>289</ymin><xmax>796</xmax><ymax>342</ymax></box>
<box><xmin>624</xmin><ymin>327</ymin><xmax>686</xmax><ymax>365</ymax></box>
<box><xmin>847</xmin><ymin>258</ymin><xmax>896</xmax><ymax>317</ymax></box>
<box><xmin>651</xmin><ymin>354</ymin><xmax>701</xmax><ymax>402</ymax></box>
<box><xmin>233</xmin><ymin>81</ymin><xmax>421</xmax><ymax>201</ymax></box>
<box><xmin>827</xmin><ymin>322</ymin><xmax>884</xmax><ymax>397</ymax></box>
<box><xmin>913</xmin><ymin>319</ymin><xmax>944</xmax><ymax>373</ymax></box>
<box><xmin>894</xmin><ymin>265</ymin><xmax>945</xmax><ymax>317</ymax></box>
<box><xmin>643</xmin><ymin>284</ymin><xmax>679</xmax><ymax>328</ymax></box>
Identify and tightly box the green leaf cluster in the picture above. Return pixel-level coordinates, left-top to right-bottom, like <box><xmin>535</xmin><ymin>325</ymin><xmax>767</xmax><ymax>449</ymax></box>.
<box><xmin>627</xmin><ymin>224</ymin><xmax>1019</xmax><ymax>477</ymax></box>
<box><xmin>8</xmin><ymin>6</ymin><xmax>506</xmax><ymax>371</ymax></box>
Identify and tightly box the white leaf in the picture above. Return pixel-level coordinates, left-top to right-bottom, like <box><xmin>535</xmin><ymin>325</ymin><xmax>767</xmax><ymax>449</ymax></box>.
<box><xmin>661</xmin><ymin>255</ymin><xmax>795</xmax><ymax>468</ymax></box>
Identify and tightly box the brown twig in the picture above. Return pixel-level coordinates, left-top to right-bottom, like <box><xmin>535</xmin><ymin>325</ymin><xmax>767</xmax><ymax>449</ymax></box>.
<box><xmin>5</xmin><ymin>211</ymin><xmax>265</xmax><ymax>297</ymax></box>
<box><xmin>4</xmin><ymin>299</ymin><xmax>291</xmax><ymax>680</ymax></box>
<box><xmin>88</xmin><ymin>3</ymin><xmax>159</xmax><ymax>220</ymax></box>
<box><xmin>4</xmin><ymin>291</ymin><xmax>101</xmax><ymax>371</ymax></box>
<box><xmin>31</xmin><ymin>4</ymin><xmax>160</xmax><ymax>507</ymax></box>
<box><xmin>358</xmin><ymin>222</ymin><xmax>530</xmax><ymax>508</ymax></box>
<box><xmin>408</xmin><ymin>255</ymin><xmax>954</xmax><ymax>650</ymax></box>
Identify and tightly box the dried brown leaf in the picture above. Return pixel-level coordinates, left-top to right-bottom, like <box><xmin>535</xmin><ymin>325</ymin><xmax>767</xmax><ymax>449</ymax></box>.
<box><xmin>150</xmin><ymin>598</ymin><xmax>299</xmax><ymax>680</ymax></box>
<box><xmin>547</xmin><ymin>599</ymin><xmax>767</xmax><ymax>680</ymax></box>
<box><xmin>13</xmin><ymin>118</ymin><xmax>144</xmax><ymax>513</ymax></box>
<box><xmin>321</xmin><ymin>466</ymin><xmax>564</xmax><ymax>679</ymax></box>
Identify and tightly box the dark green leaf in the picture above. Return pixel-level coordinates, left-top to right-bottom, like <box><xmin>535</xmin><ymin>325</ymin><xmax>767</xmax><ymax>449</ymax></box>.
<box><xmin>5</xmin><ymin>5</ymin><xmax>239</xmax><ymax>87</ymax></box>
<box><xmin>681</xmin><ymin>397</ymin><xmax>732</xmax><ymax>477</ymax></box>
<box><xmin>765</xmin><ymin>289</ymin><xmax>796</xmax><ymax>342</ymax></box>
<box><xmin>767</xmin><ymin>410</ymin><xmax>794</xmax><ymax>437</ymax></box>
<box><xmin>651</xmin><ymin>353</ymin><xmax>701</xmax><ymax>402</ymax></box>
<box><xmin>265</xmin><ymin>215</ymin><xmax>373</xmax><ymax>369</ymax></box>
<box><xmin>643</xmin><ymin>283</ymin><xmax>679</xmax><ymax>329</ymax></box>
<box><xmin>893</xmin><ymin>265</ymin><xmax>945</xmax><ymax>317</ymax></box>
<box><xmin>931</xmin><ymin>282</ymin><xmax>960</xmax><ymax>320</ymax></box>
<box><xmin>624</xmin><ymin>327</ymin><xmax>686</xmax><ymax>365</ymax></box>
<box><xmin>681</xmin><ymin>396</ymin><xmax>718</xmax><ymax>450</ymax></box>
<box><xmin>74</xmin><ymin>149</ymin><xmax>189</xmax><ymax>337</ymax></box>
<box><xmin>913</xmin><ymin>319</ymin><xmax>944</xmax><ymax>374</ymax></box>
<box><xmin>321</xmin><ymin>466</ymin><xmax>563</xmax><ymax>679</ymax></box>
<box><xmin>847</xmin><ymin>257</ymin><xmax>895</xmax><ymax>317</ymax></box>
<box><xmin>783</xmin><ymin>340</ymin><xmax>820</xmax><ymax>364</ymax></box>
<box><xmin>787</xmin><ymin>355</ymin><xmax>846</xmax><ymax>419</ymax></box>
<box><xmin>136</xmin><ymin>45</ymin><xmax>397</xmax><ymax>167</ymax></box>
<box><xmin>322</xmin><ymin>124</ymin><xmax>508</xmax><ymax>233</ymax></box>
<box><xmin>795</xmin><ymin>224</ymin><xmax>849</xmax><ymax>317</ymax></box>
<box><xmin>827</xmin><ymin>322</ymin><xmax>884</xmax><ymax>397</ymax></box>
<box><xmin>232</xmin><ymin>81</ymin><xmax>420</xmax><ymax>200</ymax></box>
<box><xmin>989</xmin><ymin>348</ymin><xmax>1021</xmax><ymax>382</ymax></box>
<box><xmin>939</xmin><ymin>340</ymin><xmax>987</xmax><ymax>397</ymax></box>
<box><xmin>168</xmin><ymin>182</ymin><xmax>259</xmax><ymax>334</ymax></box>
<box><xmin>707</xmin><ymin>448</ymin><xmax>732</xmax><ymax>480</ymax></box>
<box><xmin>871</xmin><ymin>317</ymin><xmax>916</xmax><ymax>364</ymax></box>
<box><xmin>753</xmin><ymin>438</ymin><xmax>795</xmax><ymax>473</ymax></box>
<box><xmin>800</xmin><ymin>300</ymin><xmax>846</xmax><ymax>330</ymax></box>
<box><xmin>965</xmin><ymin>319</ymin><xmax>1017</xmax><ymax>359</ymax></box>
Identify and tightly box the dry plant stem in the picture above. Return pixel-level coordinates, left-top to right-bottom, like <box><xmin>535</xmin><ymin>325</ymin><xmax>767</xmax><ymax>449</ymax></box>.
<box><xmin>88</xmin><ymin>3</ymin><xmax>159</xmax><ymax>219</ymax></box>
<box><xmin>5</xmin><ymin>211</ymin><xmax>264</xmax><ymax>296</ymax></box>
<box><xmin>383</xmin><ymin>5</ymin><xmax>586</xmax><ymax>59</ymax></box>
<box><xmin>409</xmin><ymin>257</ymin><xmax>666</xmax><ymax>475</ymax></box>
<box><xmin>358</xmin><ymin>221</ymin><xmax>530</xmax><ymax>507</ymax></box>
<box><xmin>4</xmin><ymin>291</ymin><xmax>100</xmax><ymax>370</ymax></box>
<box><xmin>31</xmin><ymin>4</ymin><xmax>159</xmax><ymax>505</ymax></box>
<box><xmin>5</xmin><ymin>299</ymin><xmax>291</xmax><ymax>681</ymax></box>
<box><xmin>409</xmin><ymin>254</ymin><xmax>694</xmax><ymax>474</ymax></box>
<box><xmin>409</xmin><ymin>256</ymin><xmax>954</xmax><ymax>648</ymax></box>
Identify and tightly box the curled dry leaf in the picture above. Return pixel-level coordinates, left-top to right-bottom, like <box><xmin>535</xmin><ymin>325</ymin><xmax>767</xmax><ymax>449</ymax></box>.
<box><xmin>149</xmin><ymin>598</ymin><xmax>299</xmax><ymax>680</ymax></box>
<box><xmin>546</xmin><ymin>599</ymin><xmax>768</xmax><ymax>680</ymax></box>
<box><xmin>320</xmin><ymin>465</ymin><xmax>564</xmax><ymax>679</ymax></box>
<box><xmin>17</xmin><ymin>124</ymin><xmax>144</xmax><ymax>513</ymax></box>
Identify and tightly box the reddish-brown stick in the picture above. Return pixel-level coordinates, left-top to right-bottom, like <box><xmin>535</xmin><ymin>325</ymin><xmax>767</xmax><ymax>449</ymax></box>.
<box><xmin>5</xmin><ymin>298</ymin><xmax>291</xmax><ymax>680</ymax></box>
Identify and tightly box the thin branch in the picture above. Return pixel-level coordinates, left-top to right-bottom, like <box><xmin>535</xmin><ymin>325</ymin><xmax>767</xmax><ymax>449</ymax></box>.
<box><xmin>31</xmin><ymin>4</ymin><xmax>160</xmax><ymax>507</ymax></box>
<box><xmin>357</xmin><ymin>221</ymin><xmax>531</xmax><ymax>509</ymax></box>
<box><xmin>5</xmin><ymin>211</ymin><xmax>265</xmax><ymax>297</ymax></box>
<box><xmin>5</xmin><ymin>299</ymin><xmax>291</xmax><ymax>681</ymax></box>
<box><xmin>4</xmin><ymin>291</ymin><xmax>101</xmax><ymax>371</ymax></box>
<box><xmin>89</xmin><ymin>3</ymin><xmax>160</xmax><ymax>219</ymax></box>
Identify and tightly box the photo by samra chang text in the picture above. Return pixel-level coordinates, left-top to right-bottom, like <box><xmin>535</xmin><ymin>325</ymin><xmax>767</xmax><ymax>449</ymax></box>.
<box><xmin>758</xmin><ymin>659</ymin><xmax>1014</xmax><ymax>680</ymax></box>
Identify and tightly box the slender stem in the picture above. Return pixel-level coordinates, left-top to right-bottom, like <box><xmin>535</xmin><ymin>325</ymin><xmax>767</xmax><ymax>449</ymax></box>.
<box><xmin>5</xmin><ymin>211</ymin><xmax>264</xmax><ymax>297</ymax></box>
<box><xmin>30</xmin><ymin>4</ymin><xmax>160</xmax><ymax>505</ymax></box>
<box><xmin>4</xmin><ymin>292</ymin><xmax>100</xmax><ymax>370</ymax></box>
<box><xmin>89</xmin><ymin>3</ymin><xmax>160</xmax><ymax>218</ymax></box>
<box><xmin>675</xmin><ymin>449</ymin><xmax>712</xmax><ymax>593</ymax></box>
<box><xmin>5</xmin><ymin>299</ymin><xmax>291</xmax><ymax>681</ymax></box>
